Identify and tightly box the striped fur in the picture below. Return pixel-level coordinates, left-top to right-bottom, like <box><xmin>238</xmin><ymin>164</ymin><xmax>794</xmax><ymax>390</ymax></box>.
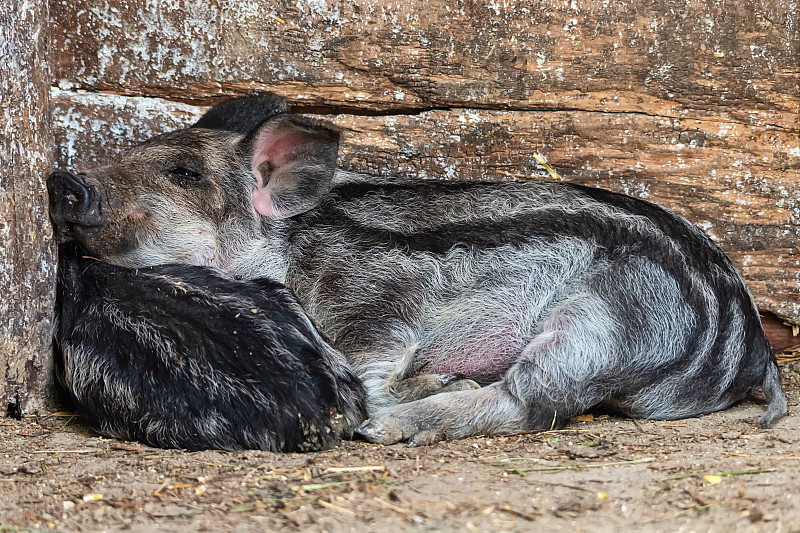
<box><xmin>283</xmin><ymin>179</ymin><xmax>786</xmax><ymax>443</ymax></box>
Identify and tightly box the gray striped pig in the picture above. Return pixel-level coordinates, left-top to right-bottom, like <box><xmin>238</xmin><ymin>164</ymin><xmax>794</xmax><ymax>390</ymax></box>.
<box><xmin>47</xmin><ymin>95</ymin><xmax>786</xmax><ymax>446</ymax></box>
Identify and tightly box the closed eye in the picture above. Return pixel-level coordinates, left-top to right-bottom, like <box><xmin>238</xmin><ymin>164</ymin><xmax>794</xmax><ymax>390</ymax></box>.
<box><xmin>168</xmin><ymin>166</ymin><xmax>202</xmax><ymax>181</ymax></box>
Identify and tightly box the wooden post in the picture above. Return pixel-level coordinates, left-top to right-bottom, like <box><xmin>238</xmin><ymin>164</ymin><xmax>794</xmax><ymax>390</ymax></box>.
<box><xmin>0</xmin><ymin>1</ymin><xmax>55</xmax><ymax>415</ymax></box>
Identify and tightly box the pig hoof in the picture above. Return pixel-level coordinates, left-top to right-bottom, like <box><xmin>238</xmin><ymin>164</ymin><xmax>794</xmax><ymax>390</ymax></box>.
<box><xmin>357</xmin><ymin>419</ymin><xmax>404</xmax><ymax>445</ymax></box>
<box><xmin>441</xmin><ymin>379</ymin><xmax>481</xmax><ymax>393</ymax></box>
<box><xmin>407</xmin><ymin>429</ymin><xmax>446</xmax><ymax>448</ymax></box>
<box><xmin>391</xmin><ymin>373</ymin><xmax>477</xmax><ymax>402</ymax></box>
<box><xmin>435</xmin><ymin>373</ymin><xmax>460</xmax><ymax>387</ymax></box>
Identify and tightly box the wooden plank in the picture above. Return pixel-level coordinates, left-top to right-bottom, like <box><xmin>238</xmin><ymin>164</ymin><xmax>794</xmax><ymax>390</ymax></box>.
<box><xmin>53</xmin><ymin>91</ymin><xmax>205</xmax><ymax>168</ymax></box>
<box><xmin>1</xmin><ymin>1</ymin><xmax>55</xmax><ymax>414</ymax></box>
<box><xmin>49</xmin><ymin>0</ymin><xmax>798</xmax><ymax>126</ymax></box>
<box><xmin>52</xmin><ymin>91</ymin><xmax>800</xmax><ymax>325</ymax></box>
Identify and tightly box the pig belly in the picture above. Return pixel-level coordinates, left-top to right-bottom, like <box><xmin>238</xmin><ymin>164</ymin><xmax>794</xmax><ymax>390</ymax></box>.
<box><xmin>415</xmin><ymin>338</ymin><xmax>524</xmax><ymax>383</ymax></box>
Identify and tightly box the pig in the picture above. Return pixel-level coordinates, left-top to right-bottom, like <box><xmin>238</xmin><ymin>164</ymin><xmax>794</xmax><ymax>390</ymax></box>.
<box><xmin>52</xmin><ymin>240</ymin><xmax>366</xmax><ymax>451</ymax></box>
<box><xmin>47</xmin><ymin>94</ymin><xmax>787</xmax><ymax>446</ymax></box>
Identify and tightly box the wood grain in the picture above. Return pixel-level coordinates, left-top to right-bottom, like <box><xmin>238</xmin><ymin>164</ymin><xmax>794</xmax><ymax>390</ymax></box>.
<box><xmin>1</xmin><ymin>0</ymin><xmax>55</xmax><ymax>413</ymax></box>
<box><xmin>49</xmin><ymin>0</ymin><xmax>798</xmax><ymax>126</ymax></box>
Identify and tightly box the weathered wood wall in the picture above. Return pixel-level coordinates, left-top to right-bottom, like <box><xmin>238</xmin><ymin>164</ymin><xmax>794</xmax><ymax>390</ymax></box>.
<box><xmin>49</xmin><ymin>1</ymin><xmax>799</xmax><ymax>331</ymax></box>
<box><xmin>1</xmin><ymin>1</ymin><xmax>55</xmax><ymax>414</ymax></box>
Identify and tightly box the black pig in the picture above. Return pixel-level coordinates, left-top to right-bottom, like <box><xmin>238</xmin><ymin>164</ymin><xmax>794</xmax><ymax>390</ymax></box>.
<box><xmin>48</xmin><ymin>95</ymin><xmax>787</xmax><ymax>446</ymax></box>
<box><xmin>53</xmin><ymin>242</ymin><xmax>366</xmax><ymax>451</ymax></box>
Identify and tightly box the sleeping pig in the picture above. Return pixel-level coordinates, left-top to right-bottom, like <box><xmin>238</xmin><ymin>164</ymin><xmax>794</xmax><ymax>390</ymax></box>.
<box><xmin>47</xmin><ymin>94</ymin><xmax>787</xmax><ymax>446</ymax></box>
<box><xmin>53</xmin><ymin>241</ymin><xmax>366</xmax><ymax>451</ymax></box>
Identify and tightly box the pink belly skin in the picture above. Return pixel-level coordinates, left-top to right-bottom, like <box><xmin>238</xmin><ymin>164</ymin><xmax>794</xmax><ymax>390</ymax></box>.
<box><xmin>415</xmin><ymin>342</ymin><xmax>522</xmax><ymax>382</ymax></box>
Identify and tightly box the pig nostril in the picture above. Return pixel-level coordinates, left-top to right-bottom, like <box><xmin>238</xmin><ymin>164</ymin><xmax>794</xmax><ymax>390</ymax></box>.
<box><xmin>61</xmin><ymin>174</ymin><xmax>92</xmax><ymax>212</ymax></box>
<box><xmin>48</xmin><ymin>170</ymin><xmax>100</xmax><ymax>226</ymax></box>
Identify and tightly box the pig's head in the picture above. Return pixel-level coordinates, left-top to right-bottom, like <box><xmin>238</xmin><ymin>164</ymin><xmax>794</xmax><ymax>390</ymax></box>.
<box><xmin>47</xmin><ymin>95</ymin><xmax>340</xmax><ymax>273</ymax></box>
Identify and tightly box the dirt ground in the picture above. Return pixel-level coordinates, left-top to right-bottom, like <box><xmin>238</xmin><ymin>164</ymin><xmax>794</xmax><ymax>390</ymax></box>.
<box><xmin>2</xmin><ymin>359</ymin><xmax>800</xmax><ymax>533</ymax></box>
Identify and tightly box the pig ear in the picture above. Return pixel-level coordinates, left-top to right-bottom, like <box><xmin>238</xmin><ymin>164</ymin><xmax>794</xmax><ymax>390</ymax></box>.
<box><xmin>248</xmin><ymin>115</ymin><xmax>340</xmax><ymax>219</ymax></box>
<box><xmin>191</xmin><ymin>95</ymin><xmax>289</xmax><ymax>134</ymax></box>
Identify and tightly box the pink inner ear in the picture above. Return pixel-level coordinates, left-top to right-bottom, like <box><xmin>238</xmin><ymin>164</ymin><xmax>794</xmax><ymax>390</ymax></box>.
<box><xmin>251</xmin><ymin>127</ymin><xmax>311</xmax><ymax>187</ymax></box>
<box><xmin>252</xmin><ymin>187</ymin><xmax>281</xmax><ymax>218</ymax></box>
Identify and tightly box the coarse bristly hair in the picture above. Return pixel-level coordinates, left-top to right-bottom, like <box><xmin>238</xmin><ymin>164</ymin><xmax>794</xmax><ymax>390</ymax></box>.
<box><xmin>47</xmin><ymin>95</ymin><xmax>787</xmax><ymax>447</ymax></box>
<box><xmin>53</xmin><ymin>242</ymin><xmax>366</xmax><ymax>452</ymax></box>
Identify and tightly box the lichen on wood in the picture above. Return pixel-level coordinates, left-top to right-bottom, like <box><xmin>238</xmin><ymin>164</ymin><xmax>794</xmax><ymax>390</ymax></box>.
<box><xmin>1</xmin><ymin>0</ymin><xmax>55</xmax><ymax>414</ymax></box>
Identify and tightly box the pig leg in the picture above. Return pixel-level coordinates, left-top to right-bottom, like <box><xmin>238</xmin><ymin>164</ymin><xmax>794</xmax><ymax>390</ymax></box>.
<box><xmin>358</xmin><ymin>293</ymin><xmax>619</xmax><ymax>445</ymax></box>
<box><xmin>351</xmin><ymin>324</ymin><xmax>482</xmax><ymax>408</ymax></box>
<box><xmin>390</xmin><ymin>373</ymin><xmax>481</xmax><ymax>403</ymax></box>
<box><xmin>358</xmin><ymin>383</ymin><xmax>530</xmax><ymax>446</ymax></box>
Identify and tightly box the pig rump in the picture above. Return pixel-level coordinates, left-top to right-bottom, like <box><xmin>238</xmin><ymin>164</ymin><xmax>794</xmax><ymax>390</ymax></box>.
<box><xmin>53</xmin><ymin>244</ymin><xmax>365</xmax><ymax>452</ymax></box>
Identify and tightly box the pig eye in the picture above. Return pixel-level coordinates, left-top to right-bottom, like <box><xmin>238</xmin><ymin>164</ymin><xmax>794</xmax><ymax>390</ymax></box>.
<box><xmin>168</xmin><ymin>166</ymin><xmax>203</xmax><ymax>182</ymax></box>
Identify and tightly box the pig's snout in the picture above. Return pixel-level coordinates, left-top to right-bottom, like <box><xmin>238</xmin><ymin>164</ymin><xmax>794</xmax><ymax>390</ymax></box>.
<box><xmin>47</xmin><ymin>171</ymin><xmax>103</xmax><ymax>233</ymax></box>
